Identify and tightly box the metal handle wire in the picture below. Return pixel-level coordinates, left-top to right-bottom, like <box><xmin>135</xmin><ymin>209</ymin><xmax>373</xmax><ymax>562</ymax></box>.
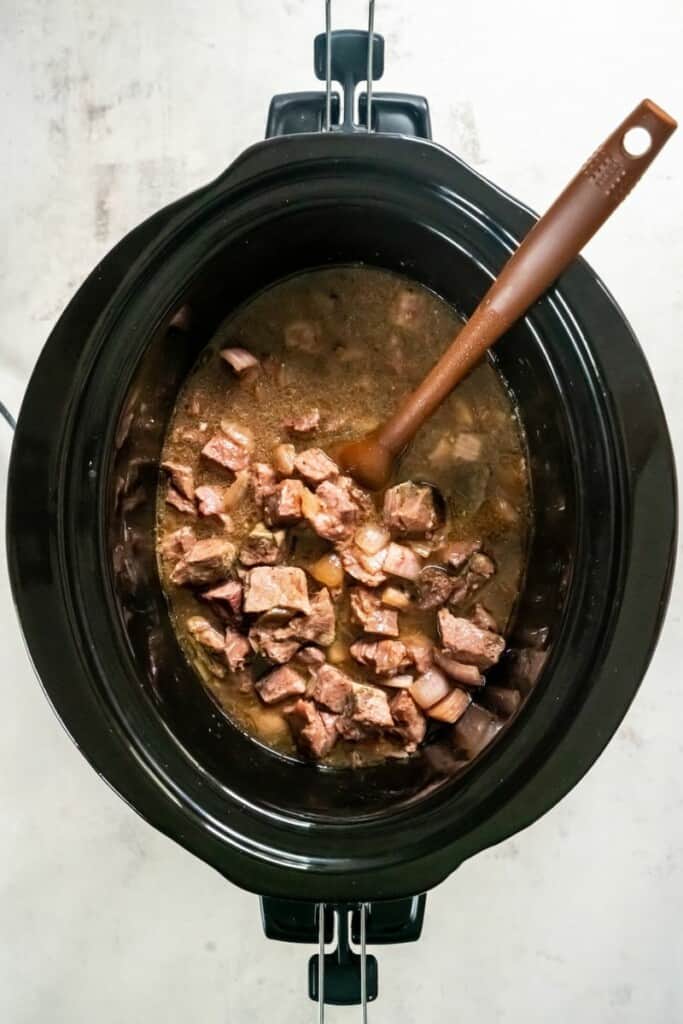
<box><xmin>324</xmin><ymin>0</ymin><xmax>376</xmax><ymax>131</ymax></box>
<box><xmin>315</xmin><ymin>904</ymin><xmax>369</xmax><ymax>1024</ymax></box>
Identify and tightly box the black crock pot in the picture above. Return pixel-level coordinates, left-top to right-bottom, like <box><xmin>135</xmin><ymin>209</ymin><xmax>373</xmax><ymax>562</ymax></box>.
<box><xmin>6</xmin><ymin>24</ymin><xmax>676</xmax><ymax>1005</ymax></box>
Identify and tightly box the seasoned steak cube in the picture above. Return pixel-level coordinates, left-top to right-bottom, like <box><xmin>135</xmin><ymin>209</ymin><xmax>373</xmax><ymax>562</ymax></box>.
<box><xmin>170</xmin><ymin>538</ymin><xmax>236</xmax><ymax>586</ymax></box>
<box><xmin>437</xmin><ymin>609</ymin><xmax>505</xmax><ymax>669</ymax></box>
<box><xmin>468</xmin><ymin>552</ymin><xmax>496</xmax><ymax>584</ymax></box>
<box><xmin>239</xmin><ymin>523</ymin><xmax>285</xmax><ymax>566</ymax></box>
<box><xmin>390</xmin><ymin>691</ymin><xmax>426</xmax><ymax>749</ymax></box>
<box><xmin>452</xmin><ymin>704</ymin><xmax>501</xmax><ymax>759</ymax></box>
<box><xmin>349</xmin><ymin>639</ymin><xmax>409</xmax><ymax>676</ymax></box>
<box><xmin>264</xmin><ymin>479</ymin><xmax>305</xmax><ymax>526</ymax></box>
<box><xmin>284</xmin><ymin>699</ymin><xmax>337</xmax><ymax>759</ymax></box>
<box><xmin>166</xmin><ymin>485</ymin><xmax>196</xmax><ymax>516</ymax></box>
<box><xmin>219</xmin><ymin>347</ymin><xmax>259</xmax><ymax>374</ymax></box>
<box><xmin>383</xmin><ymin>542</ymin><xmax>422</xmax><ymax>581</ymax></box>
<box><xmin>251</xmin><ymin>462</ymin><xmax>277</xmax><ymax>506</ymax></box>
<box><xmin>311</xmin><ymin>664</ymin><xmax>355</xmax><ymax>713</ymax></box>
<box><xmin>427</xmin><ymin>687</ymin><xmax>471</xmax><ymax>724</ymax></box>
<box><xmin>195</xmin><ymin>484</ymin><xmax>225</xmax><ymax>517</ymax></box>
<box><xmin>162</xmin><ymin>460</ymin><xmax>195</xmax><ymax>500</ymax></box>
<box><xmin>295</xmin><ymin>646</ymin><xmax>326</xmax><ymax>668</ymax></box>
<box><xmin>202</xmin><ymin>580</ymin><xmax>243</xmax><ymax>617</ymax></box>
<box><xmin>159</xmin><ymin>526</ymin><xmax>196</xmax><ymax>561</ymax></box>
<box><xmin>283</xmin><ymin>408</ymin><xmax>320</xmax><ymax>434</ymax></box>
<box><xmin>415</xmin><ymin>566</ymin><xmax>455</xmax><ymax>610</ymax></box>
<box><xmin>439</xmin><ymin>539</ymin><xmax>481</xmax><ymax>573</ymax></box>
<box><xmin>340</xmin><ymin>545</ymin><xmax>388</xmax><ymax>587</ymax></box>
<box><xmin>470</xmin><ymin>603</ymin><xmax>498</xmax><ymax>632</ymax></box>
<box><xmin>308</xmin><ymin>477</ymin><xmax>365</xmax><ymax>542</ymax></box>
<box><xmin>383</xmin><ymin>481</ymin><xmax>437</xmax><ymax>535</ymax></box>
<box><xmin>256</xmin><ymin>664</ymin><xmax>307</xmax><ymax>704</ymax></box>
<box><xmin>273</xmin><ymin>443</ymin><xmax>296</xmax><ymax>477</ymax></box>
<box><xmin>295</xmin><ymin>588</ymin><xmax>336</xmax><ymax>646</ymax></box>
<box><xmin>249</xmin><ymin>616</ymin><xmax>302</xmax><ymax>664</ymax></box>
<box><xmin>294</xmin><ymin>448</ymin><xmax>339</xmax><ymax>485</ymax></box>
<box><xmin>243</xmin><ymin>566</ymin><xmax>311</xmax><ymax>614</ymax></box>
<box><xmin>186</xmin><ymin>615</ymin><xmax>225</xmax><ymax>653</ymax></box>
<box><xmin>402</xmin><ymin>633</ymin><xmax>434</xmax><ymax>673</ymax></box>
<box><xmin>201</xmin><ymin>423</ymin><xmax>253</xmax><ymax>472</ymax></box>
<box><xmin>433</xmin><ymin>649</ymin><xmax>485</xmax><ymax>687</ymax></box>
<box><xmin>351</xmin><ymin>684</ymin><xmax>393</xmax><ymax>729</ymax></box>
<box><xmin>224</xmin><ymin>627</ymin><xmax>251</xmax><ymax>671</ymax></box>
<box><xmin>349</xmin><ymin>588</ymin><xmax>399</xmax><ymax>637</ymax></box>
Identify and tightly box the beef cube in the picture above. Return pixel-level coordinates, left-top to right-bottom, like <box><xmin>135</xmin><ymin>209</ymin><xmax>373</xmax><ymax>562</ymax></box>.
<box><xmin>256</xmin><ymin>664</ymin><xmax>307</xmax><ymax>704</ymax></box>
<box><xmin>170</xmin><ymin>537</ymin><xmax>236</xmax><ymax>586</ymax></box>
<box><xmin>186</xmin><ymin>615</ymin><xmax>225</xmax><ymax>653</ymax></box>
<box><xmin>284</xmin><ymin>699</ymin><xmax>337</xmax><ymax>759</ymax></box>
<box><xmin>439</xmin><ymin>539</ymin><xmax>481</xmax><ymax>573</ymax></box>
<box><xmin>468</xmin><ymin>552</ymin><xmax>496</xmax><ymax>585</ymax></box>
<box><xmin>294</xmin><ymin>448</ymin><xmax>339</xmax><ymax>485</ymax></box>
<box><xmin>251</xmin><ymin>462</ymin><xmax>277</xmax><ymax>506</ymax></box>
<box><xmin>453</xmin><ymin>433</ymin><xmax>484</xmax><ymax>462</ymax></box>
<box><xmin>383</xmin><ymin>481</ymin><xmax>437</xmax><ymax>535</ymax></box>
<box><xmin>159</xmin><ymin>526</ymin><xmax>196</xmax><ymax>561</ymax></box>
<box><xmin>415</xmin><ymin>566</ymin><xmax>455</xmax><ymax>610</ymax></box>
<box><xmin>224</xmin><ymin>627</ymin><xmax>250</xmax><ymax>671</ymax></box>
<box><xmin>349</xmin><ymin>639</ymin><xmax>409</xmax><ymax>676</ymax></box>
<box><xmin>202</xmin><ymin>580</ymin><xmax>243</xmax><ymax>617</ymax></box>
<box><xmin>195</xmin><ymin>484</ymin><xmax>225</xmax><ymax>517</ymax></box>
<box><xmin>340</xmin><ymin>545</ymin><xmax>388</xmax><ymax>587</ymax></box>
<box><xmin>162</xmin><ymin>461</ymin><xmax>195</xmax><ymax>500</ymax></box>
<box><xmin>219</xmin><ymin>347</ymin><xmax>259</xmax><ymax>374</ymax></box>
<box><xmin>409</xmin><ymin>667</ymin><xmax>452</xmax><ymax>709</ymax></box>
<box><xmin>166</xmin><ymin>485</ymin><xmax>196</xmax><ymax>516</ymax></box>
<box><xmin>452</xmin><ymin>704</ymin><xmax>501</xmax><ymax>759</ymax></box>
<box><xmin>437</xmin><ymin>609</ymin><xmax>505</xmax><ymax>669</ymax></box>
<box><xmin>351</xmin><ymin>684</ymin><xmax>393</xmax><ymax>729</ymax></box>
<box><xmin>336</xmin><ymin>716</ymin><xmax>372</xmax><ymax>742</ymax></box>
<box><xmin>349</xmin><ymin>588</ymin><xmax>399</xmax><ymax>637</ymax></box>
<box><xmin>470</xmin><ymin>603</ymin><xmax>498</xmax><ymax>632</ymax></box>
<box><xmin>390</xmin><ymin>288</ymin><xmax>424</xmax><ymax>329</ymax></box>
<box><xmin>295</xmin><ymin>588</ymin><xmax>336</xmax><ymax>646</ymax></box>
<box><xmin>308</xmin><ymin>477</ymin><xmax>365</xmax><ymax>542</ymax></box>
<box><xmin>239</xmin><ymin>523</ymin><xmax>285</xmax><ymax>566</ymax></box>
<box><xmin>402</xmin><ymin>633</ymin><xmax>434</xmax><ymax>673</ymax></box>
<box><xmin>433</xmin><ymin>649</ymin><xmax>485</xmax><ymax>687</ymax></box>
<box><xmin>284</xmin><ymin>320</ymin><xmax>322</xmax><ymax>354</ymax></box>
<box><xmin>295</xmin><ymin>646</ymin><xmax>326</xmax><ymax>669</ymax></box>
<box><xmin>264</xmin><ymin>479</ymin><xmax>305</xmax><ymax>526</ymax></box>
<box><xmin>283</xmin><ymin>408</ymin><xmax>320</xmax><ymax>434</ymax></box>
<box><xmin>273</xmin><ymin>443</ymin><xmax>296</xmax><ymax>477</ymax></box>
<box><xmin>427</xmin><ymin>687</ymin><xmax>471</xmax><ymax>724</ymax></box>
<box><xmin>383</xmin><ymin>542</ymin><xmax>422</xmax><ymax>581</ymax></box>
<box><xmin>201</xmin><ymin>423</ymin><xmax>253</xmax><ymax>472</ymax></box>
<box><xmin>249</xmin><ymin>616</ymin><xmax>302</xmax><ymax>664</ymax></box>
<box><xmin>243</xmin><ymin>566</ymin><xmax>310</xmax><ymax>614</ymax></box>
<box><xmin>390</xmin><ymin>691</ymin><xmax>427</xmax><ymax>749</ymax></box>
<box><xmin>311</xmin><ymin>664</ymin><xmax>355</xmax><ymax>713</ymax></box>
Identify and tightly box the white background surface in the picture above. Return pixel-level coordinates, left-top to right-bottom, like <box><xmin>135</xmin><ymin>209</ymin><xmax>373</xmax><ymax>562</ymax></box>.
<box><xmin>1</xmin><ymin>2</ymin><xmax>682</xmax><ymax>1021</ymax></box>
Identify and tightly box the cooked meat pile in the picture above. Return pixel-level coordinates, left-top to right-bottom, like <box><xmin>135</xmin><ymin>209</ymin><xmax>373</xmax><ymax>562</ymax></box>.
<box><xmin>157</xmin><ymin>267</ymin><xmax>529</xmax><ymax>767</ymax></box>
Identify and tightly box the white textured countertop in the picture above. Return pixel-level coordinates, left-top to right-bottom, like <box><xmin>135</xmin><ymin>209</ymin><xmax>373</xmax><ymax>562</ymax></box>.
<box><xmin>1</xmin><ymin>2</ymin><xmax>682</xmax><ymax>1021</ymax></box>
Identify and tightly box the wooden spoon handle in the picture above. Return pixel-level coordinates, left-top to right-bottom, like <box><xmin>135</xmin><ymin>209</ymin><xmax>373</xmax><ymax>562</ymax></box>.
<box><xmin>377</xmin><ymin>99</ymin><xmax>677</xmax><ymax>456</ymax></box>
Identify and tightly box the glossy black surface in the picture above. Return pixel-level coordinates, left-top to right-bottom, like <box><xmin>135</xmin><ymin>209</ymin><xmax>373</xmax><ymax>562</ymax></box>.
<box><xmin>7</xmin><ymin>130</ymin><xmax>676</xmax><ymax>902</ymax></box>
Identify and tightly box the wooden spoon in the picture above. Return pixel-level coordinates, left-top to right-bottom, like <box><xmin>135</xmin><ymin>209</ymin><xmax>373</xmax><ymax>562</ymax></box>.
<box><xmin>337</xmin><ymin>99</ymin><xmax>676</xmax><ymax>490</ymax></box>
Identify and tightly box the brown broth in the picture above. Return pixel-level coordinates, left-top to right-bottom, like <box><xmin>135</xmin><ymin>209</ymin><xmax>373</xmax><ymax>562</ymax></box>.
<box><xmin>157</xmin><ymin>266</ymin><xmax>530</xmax><ymax>766</ymax></box>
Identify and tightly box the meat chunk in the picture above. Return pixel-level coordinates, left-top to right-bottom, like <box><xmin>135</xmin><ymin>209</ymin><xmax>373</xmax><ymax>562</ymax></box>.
<box><xmin>160</xmin><ymin>525</ymin><xmax>196</xmax><ymax>561</ymax></box>
<box><xmin>295</xmin><ymin>646</ymin><xmax>326</xmax><ymax>669</ymax></box>
<box><xmin>239</xmin><ymin>523</ymin><xmax>285</xmax><ymax>567</ymax></box>
<box><xmin>224</xmin><ymin>627</ymin><xmax>251</xmax><ymax>671</ymax></box>
<box><xmin>201</xmin><ymin>423</ymin><xmax>253</xmax><ymax>472</ymax></box>
<box><xmin>383</xmin><ymin>542</ymin><xmax>422</xmax><ymax>581</ymax></box>
<box><xmin>439</xmin><ymin>539</ymin><xmax>481</xmax><ymax>573</ymax></box>
<box><xmin>452</xmin><ymin>704</ymin><xmax>501</xmax><ymax>759</ymax></box>
<box><xmin>295</xmin><ymin>588</ymin><xmax>336</xmax><ymax>646</ymax></box>
<box><xmin>186</xmin><ymin>615</ymin><xmax>225</xmax><ymax>653</ymax></box>
<box><xmin>350</xmin><ymin>684</ymin><xmax>393</xmax><ymax>729</ymax></box>
<box><xmin>284</xmin><ymin>699</ymin><xmax>337</xmax><ymax>759</ymax></box>
<box><xmin>433</xmin><ymin>649</ymin><xmax>485</xmax><ymax>687</ymax></box>
<box><xmin>340</xmin><ymin>545</ymin><xmax>388</xmax><ymax>587</ymax></box>
<box><xmin>283</xmin><ymin>408</ymin><xmax>320</xmax><ymax>434</ymax></box>
<box><xmin>310</xmin><ymin>664</ymin><xmax>354</xmax><ymax>713</ymax></box>
<box><xmin>170</xmin><ymin>537</ymin><xmax>236</xmax><ymax>586</ymax></box>
<box><xmin>390</xmin><ymin>288</ymin><xmax>424</xmax><ymax>329</ymax></box>
<box><xmin>249</xmin><ymin>615</ymin><xmax>302</xmax><ymax>664</ymax></box>
<box><xmin>273</xmin><ymin>443</ymin><xmax>296</xmax><ymax>477</ymax></box>
<box><xmin>166</xmin><ymin>485</ymin><xmax>196</xmax><ymax>516</ymax></box>
<box><xmin>383</xmin><ymin>482</ymin><xmax>437</xmax><ymax>535</ymax></box>
<box><xmin>251</xmin><ymin>462</ymin><xmax>277</xmax><ymax>506</ymax></box>
<box><xmin>195</xmin><ymin>484</ymin><xmax>225</xmax><ymax>517</ymax></box>
<box><xmin>202</xmin><ymin>579</ymin><xmax>243</xmax><ymax>618</ymax></box>
<box><xmin>308</xmin><ymin>477</ymin><xmax>366</xmax><ymax>542</ymax></box>
<box><xmin>243</xmin><ymin>566</ymin><xmax>310</xmax><ymax>614</ymax></box>
<box><xmin>415</xmin><ymin>566</ymin><xmax>455</xmax><ymax>610</ymax></box>
<box><xmin>470</xmin><ymin>603</ymin><xmax>498</xmax><ymax>632</ymax></box>
<box><xmin>350</xmin><ymin>639</ymin><xmax>409</xmax><ymax>675</ymax></box>
<box><xmin>247</xmin><ymin>588</ymin><xmax>334</xmax><ymax>662</ymax></box>
<box><xmin>427</xmin><ymin>687</ymin><xmax>471</xmax><ymax>724</ymax></box>
<box><xmin>264</xmin><ymin>479</ymin><xmax>305</xmax><ymax>526</ymax></box>
<box><xmin>162</xmin><ymin>461</ymin><xmax>195</xmax><ymax>500</ymax></box>
<box><xmin>219</xmin><ymin>347</ymin><xmax>259</xmax><ymax>374</ymax></box>
<box><xmin>437</xmin><ymin>609</ymin><xmax>505</xmax><ymax>669</ymax></box>
<box><xmin>284</xmin><ymin>320</ymin><xmax>321</xmax><ymax>354</ymax></box>
<box><xmin>390</xmin><ymin>691</ymin><xmax>427</xmax><ymax>749</ymax></box>
<box><xmin>468</xmin><ymin>552</ymin><xmax>496</xmax><ymax>585</ymax></box>
<box><xmin>294</xmin><ymin>448</ymin><xmax>339</xmax><ymax>485</ymax></box>
<box><xmin>349</xmin><ymin>588</ymin><xmax>399</xmax><ymax>637</ymax></box>
<box><xmin>256</xmin><ymin>664</ymin><xmax>307</xmax><ymax>704</ymax></box>
<box><xmin>403</xmin><ymin>634</ymin><xmax>434</xmax><ymax>673</ymax></box>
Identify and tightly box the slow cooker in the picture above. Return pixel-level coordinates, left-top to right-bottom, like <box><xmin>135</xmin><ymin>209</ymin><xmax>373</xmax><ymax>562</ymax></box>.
<box><xmin>7</xmin><ymin>10</ymin><xmax>676</xmax><ymax>1009</ymax></box>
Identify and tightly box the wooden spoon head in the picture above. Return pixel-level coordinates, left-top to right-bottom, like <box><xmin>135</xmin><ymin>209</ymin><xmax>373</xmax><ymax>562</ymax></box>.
<box><xmin>334</xmin><ymin>430</ymin><xmax>395</xmax><ymax>491</ymax></box>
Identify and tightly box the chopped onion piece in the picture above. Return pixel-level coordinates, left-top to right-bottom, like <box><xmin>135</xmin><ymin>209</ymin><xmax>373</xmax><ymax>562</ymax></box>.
<box><xmin>223</xmin><ymin>470</ymin><xmax>250</xmax><ymax>509</ymax></box>
<box><xmin>326</xmin><ymin>639</ymin><xmax>349</xmax><ymax>664</ymax></box>
<box><xmin>427</xmin><ymin>687</ymin><xmax>471</xmax><ymax>723</ymax></box>
<box><xmin>301</xmin><ymin>486</ymin><xmax>321</xmax><ymax>520</ymax></box>
<box><xmin>219</xmin><ymin>347</ymin><xmax>259</xmax><ymax>375</ymax></box>
<box><xmin>408</xmin><ymin>540</ymin><xmax>432</xmax><ymax>558</ymax></box>
<box><xmin>309</xmin><ymin>551</ymin><xmax>344</xmax><ymax>588</ymax></box>
<box><xmin>354</xmin><ymin>523</ymin><xmax>391</xmax><ymax>555</ymax></box>
<box><xmin>382</xmin><ymin>674</ymin><xmax>414</xmax><ymax>689</ymax></box>
<box><xmin>409</xmin><ymin>667</ymin><xmax>451</xmax><ymax>709</ymax></box>
<box><xmin>380</xmin><ymin>585</ymin><xmax>412</xmax><ymax>610</ymax></box>
<box><xmin>273</xmin><ymin>443</ymin><xmax>296</xmax><ymax>477</ymax></box>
